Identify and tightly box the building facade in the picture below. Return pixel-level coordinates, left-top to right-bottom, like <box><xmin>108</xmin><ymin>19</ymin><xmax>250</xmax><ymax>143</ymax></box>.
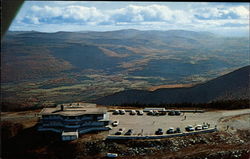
<box><xmin>38</xmin><ymin>103</ymin><xmax>111</xmax><ymax>141</ymax></box>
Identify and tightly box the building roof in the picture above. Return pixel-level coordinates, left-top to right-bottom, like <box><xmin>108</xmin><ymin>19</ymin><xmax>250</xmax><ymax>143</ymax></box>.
<box><xmin>143</xmin><ymin>108</ymin><xmax>166</xmax><ymax>111</ymax></box>
<box><xmin>62</xmin><ymin>131</ymin><xmax>78</xmax><ymax>136</ymax></box>
<box><xmin>40</xmin><ymin>103</ymin><xmax>107</xmax><ymax>116</ymax></box>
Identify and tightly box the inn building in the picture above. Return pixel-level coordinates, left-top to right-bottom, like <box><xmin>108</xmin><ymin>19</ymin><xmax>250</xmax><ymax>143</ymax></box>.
<box><xmin>38</xmin><ymin>103</ymin><xmax>111</xmax><ymax>141</ymax></box>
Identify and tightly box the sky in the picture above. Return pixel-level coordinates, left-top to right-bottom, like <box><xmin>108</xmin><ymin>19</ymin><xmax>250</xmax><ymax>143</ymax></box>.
<box><xmin>9</xmin><ymin>1</ymin><xmax>250</xmax><ymax>37</ymax></box>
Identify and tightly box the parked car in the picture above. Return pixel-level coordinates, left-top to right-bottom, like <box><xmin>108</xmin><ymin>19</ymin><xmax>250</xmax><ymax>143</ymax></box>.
<box><xmin>159</xmin><ymin>111</ymin><xmax>166</xmax><ymax>115</ymax></box>
<box><xmin>185</xmin><ymin>125</ymin><xmax>195</xmax><ymax>131</ymax></box>
<box><xmin>112</xmin><ymin>120</ymin><xmax>119</xmax><ymax>126</ymax></box>
<box><xmin>175</xmin><ymin>127</ymin><xmax>181</xmax><ymax>133</ymax></box>
<box><xmin>168</xmin><ymin>111</ymin><xmax>175</xmax><ymax>116</ymax></box>
<box><xmin>174</xmin><ymin>111</ymin><xmax>181</xmax><ymax>116</ymax></box>
<box><xmin>167</xmin><ymin>127</ymin><xmax>175</xmax><ymax>134</ymax></box>
<box><xmin>148</xmin><ymin>110</ymin><xmax>154</xmax><ymax>115</ymax></box>
<box><xmin>106</xmin><ymin>153</ymin><xmax>118</xmax><ymax>158</ymax></box>
<box><xmin>202</xmin><ymin>124</ymin><xmax>209</xmax><ymax>129</ymax></box>
<box><xmin>195</xmin><ymin>125</ymin><xmax>203</xmax><ymax>131</ymax></box>
<box><xmin>125</xmin><ymin>129</ymin><xmax>133</xmax><ymax>135</ymax></box>
<box><xmin>155</xmin><ymin>128</ymin><xmax>164</xmax><ymax>135</ymax></box>
<box><xmin>119</xmin><ymin>110</ymin><xmax>126</xmax><ymax>115</ymax></box>
<box><xmin>115</xmin><ymin>128</ymin><xmax>125</xmax><ymax>135</ymax></box>
<box><xmin>153</xmin><ymin>110</ymin><xmax>159</xmax><ymax>115</ymax></box>
<box><xmin>113</xmin><ymin>110</ymin><xmax>119</xmax><ymax>115</ymax></box>
<box><xmin>137</xmin><ymin>110</ymin><xmax>143</xmax><ymax>115</ymax></box>
<box><xmin>130</xmin><ymin>110</ymin><xmax>136</xmax><ymax>115</ymax></box>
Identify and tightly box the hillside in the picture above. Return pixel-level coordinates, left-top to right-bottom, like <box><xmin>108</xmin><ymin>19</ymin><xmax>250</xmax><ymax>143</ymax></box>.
<box><xmin>96</xmin><ymin>65</ymin><xmax>250</xmax><ymax>105</ymax></box>
<box><xmin>1</xmin><ymin>29</ymin><xmax>249</xmax><ymax>108</ymax></box>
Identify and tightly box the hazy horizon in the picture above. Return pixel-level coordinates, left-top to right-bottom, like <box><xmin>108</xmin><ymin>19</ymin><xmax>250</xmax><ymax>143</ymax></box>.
<box><xmin>6</xmin><ymin>29</ymin><xmax>249</xmax><ymax>38</ymax></box>
<box><xmin>8</xmin><ymin>1</ymin><xmax>249</xmax><ymax>37</ymax></box>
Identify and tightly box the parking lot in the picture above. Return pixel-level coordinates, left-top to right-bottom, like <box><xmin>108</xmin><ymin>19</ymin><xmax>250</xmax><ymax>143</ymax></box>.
<box><xmin>108</xmin><ymin>110</ymin><xmax>219</xmax><ymax>136</ymax></box>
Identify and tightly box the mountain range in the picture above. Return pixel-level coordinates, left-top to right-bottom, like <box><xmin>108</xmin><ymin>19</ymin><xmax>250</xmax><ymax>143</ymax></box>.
<box><xmin>1</xmin><ymin>29</ymin><xmax>249</xmax><ymax>108</ymax></box>
<box><xmin>2</xmin><ymin>29</ymin><xmax>249</xmax><ymax>83</ymax></box>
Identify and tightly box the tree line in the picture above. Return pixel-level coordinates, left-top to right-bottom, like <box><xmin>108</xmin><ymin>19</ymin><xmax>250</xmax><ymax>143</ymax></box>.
<box><xmin>116</xmin><ymin>99</ymin><xmax>250</xmax><ymax>110</ymax></box>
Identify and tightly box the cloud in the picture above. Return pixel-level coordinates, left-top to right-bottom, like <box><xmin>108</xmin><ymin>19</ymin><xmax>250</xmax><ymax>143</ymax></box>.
<box><xmin>15</xmin><ymin>4</ymin><xmax>195</xmax><ymax>26</ymax></box>
<box><xmin>10</xmin><ymin>2</ymin><xmax>249</xmax><ymax>36</ymax></box>
<box><xmin>26</xmin><ymin>5</ymin><xmax>108</xmax><ymax>24</ymax></box>
<box><xmin>193</xmin><ymin>6</ymin><xmax>249</xmax><ymax>20</ymax></box>
<box><xmin>230</xmin><ymin>6</ymin><xmax>249</xmax><ymax>18</ymax></box>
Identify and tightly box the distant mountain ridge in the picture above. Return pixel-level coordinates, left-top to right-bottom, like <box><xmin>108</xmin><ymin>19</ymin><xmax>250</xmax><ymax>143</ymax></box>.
<box><xmin>2</xmin><ymin>29</ymin><xmax>249</xmax><ymax>83</ymax></box>
<box><xmin>96</xmin><ymin>65</ymin><xmax>250</xmax><ymax>105</ymax></box>
<box><xmin>1</xmin><ymin>29</ymin><xmax>249</xmax><ymax>107</ymax></box>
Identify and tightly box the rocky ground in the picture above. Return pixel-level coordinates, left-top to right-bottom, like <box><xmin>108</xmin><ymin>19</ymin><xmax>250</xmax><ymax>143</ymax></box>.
<box><xmin>73</xmin><ymin>129</ymin><xmax>250</xmax><ymax>159</ymax></box>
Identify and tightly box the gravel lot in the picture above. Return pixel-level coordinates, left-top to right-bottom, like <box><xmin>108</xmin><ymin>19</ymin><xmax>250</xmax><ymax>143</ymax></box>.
<box><xmin>109</xmin><ymin>109</ymin><xmax>250</xmax><ymax>135</ymax></box>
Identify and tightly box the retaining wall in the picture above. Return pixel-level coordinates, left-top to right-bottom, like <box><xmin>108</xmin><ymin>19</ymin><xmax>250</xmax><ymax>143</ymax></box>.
<box><xmin>106</xmin><ymin>128</ymin><xmax>217</xmax><ymax>140</ymax></box>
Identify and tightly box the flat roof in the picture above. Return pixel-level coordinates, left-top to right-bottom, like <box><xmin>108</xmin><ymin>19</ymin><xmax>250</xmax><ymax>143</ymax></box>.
<box><xmin>62</xmin><ymin>131</ymin><xmax>78</xmax><ymax>136</ymax></box>
<box><xmin>40</xmin><ymin>103</ymin><xmax>107</xmax><ymax>116</ymax></box>
<box><xmin>144</xmin><ymin>108</ymin><xmax>166</xmax><ymax>111</ymax></box>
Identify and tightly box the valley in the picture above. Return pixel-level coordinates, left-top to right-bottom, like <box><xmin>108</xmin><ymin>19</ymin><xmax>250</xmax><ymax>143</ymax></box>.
<box><xmin>1</xmin><ymin>30</ymin><xmax>250</xmax><ymax>109</ymax></box>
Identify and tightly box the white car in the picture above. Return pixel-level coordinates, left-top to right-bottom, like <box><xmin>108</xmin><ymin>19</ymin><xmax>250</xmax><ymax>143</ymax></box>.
<box><xmin>202</xmin><ymin>125</ymin><xmax>209</xmax><ymax>129</ymax></box>
<box><xmin>119</xmin><ymin>109</ymin><xmax>126</xmax><ymax>115</ymax></box>
<box><xmin>195</xmin><ymin>125</ymin><xmax>203</xmax><ymax>131</ymax></box>
<box><xmin>137</xmin><ymin>110</ymin><xmax>143</xmax><ymax>115</ymax></box>
<box><xmin>112</xmin><ymin>120</ymin><xmax>119</xmax><ymax>126</ymax></box>
<box><xmin>130</xmin><ymin>110</ymin><xmax>136</xmax><ymax>115</ymax></box>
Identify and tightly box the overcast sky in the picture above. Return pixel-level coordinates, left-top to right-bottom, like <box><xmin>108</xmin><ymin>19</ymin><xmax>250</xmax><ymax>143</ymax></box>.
<box><xmin>9</xmin><ymin>1</ymin><xmax>249</xmax><ymax>37</ymax></box>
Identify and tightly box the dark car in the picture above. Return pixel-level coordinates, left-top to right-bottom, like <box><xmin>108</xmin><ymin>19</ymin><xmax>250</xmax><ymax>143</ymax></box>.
<box><xmin>113</xmin><ymin>110</ymin><xmax>119</xmax><ymax>115</ymax></box>
<box><xmin>168</xmin><ymin>111</ymin><xmax>175</xmax><ymax>116</ymax></box>
<box><xmin>115</xmin><ymin>128</ymin><xmax>125</xmax><ymax>135</ymax></box>
<box><xmin>125</xmin><ymin>129</ymin><xmax>133</xmax><ymax>135</ymax></box>
<box><xmin>147</xmin><ymin>110</ymin><xmax>154</xmax><ymax>115</ymax></box>
<box><xmin>155</xmin><ymin>128</ymin><xmax>163</xmax><ymax>135</ymax></box>
<box><xmin>174</xmin><ymin>111</ymin><xmax>181</xmax><ymax>116</ymax></box>
<box><xmin>185</xmin><ymin>125</ymin><xmax>195</xmax><ymax>131</ymax></box>
<box><xmin>175</xmin><ymin>127</ymin><xmax>181</xmax><ymax>133</ymax></box>
<box><xmin>166</xmin><ymin>127</ymin><xmax>175</xmax><ymax>134</ymax></box>
<box><xmin>159</xmin><ymin>111</ymin><xmax>166</xmax><ymax>115</ymax></box>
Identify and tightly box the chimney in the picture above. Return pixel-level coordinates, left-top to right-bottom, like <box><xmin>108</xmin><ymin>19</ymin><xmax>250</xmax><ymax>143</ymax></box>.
<box><xmin>61</xmin><ymin>105</ymin><xmax>64</xmax><ymax>111</ymax></box>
